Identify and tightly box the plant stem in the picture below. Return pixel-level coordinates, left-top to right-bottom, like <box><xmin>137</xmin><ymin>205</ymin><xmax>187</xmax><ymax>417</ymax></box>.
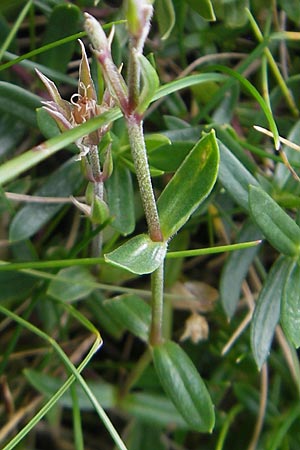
<box><xmin>89</xmin><ymin>145</ymin><xmax>104</xmax><ymax>256</ymax></box>
<box><xmin>126</xmin><ymin>116</ymin><xmax>162</xmax><ymax>242</ymax></box>
<box><xmin>149</xmin><ymin>262</ymin><xmax>164</xmax><ymax>345</ymax></box>
<box><xmin>126</xmin><ymin>116</ymin><xmax>165</xmax><ymax>345</ymax></box>
<box><xmin>127</xmin><ymin>40</ymin><xmax>140</xmax><ymax>111</ymax></box>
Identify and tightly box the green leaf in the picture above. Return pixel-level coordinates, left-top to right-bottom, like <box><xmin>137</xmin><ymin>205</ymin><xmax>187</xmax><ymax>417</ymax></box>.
<box><xmin>218</xmin><ymin>140</ymin><xmax>259</xmax><ymax>210</ymax></box>
<box><xmin>0</xmin><ymin>113</ymin><xmax>26</xmax><ymax>161</ymax></box>
<box><xmin>38</xmin><ymin>4</ymin><xmax>81</xmax><ymax>73</ymax></box>
<box><xmin>0</xmin><ymin>271</ymin><xmax>36</xmax><ymax>304</ymax></box>
<box><xmin>47</xmin><ymin>266</ymin><xmax>95</xmax><ymax>302</ymax></box>
<box><xmin>0</xmin><ymin>81</ymin><xmax>41</xmax><ymax>128</ymax></box>
<box><xmin>148</xmin><ymin>141</ymin><xmax>194</xmax><ymax>173</ymax></box>
<box><xmin>104</xmin><ymin>234</ymin><xmax>167</xmax><ymax>275</ymax></box>
<box><xmin>251</xmin><ymin>256</ymin><xmax>292</xmax><ymax>368</ymax></box>
<box><xmin>106</xmin><ymin>164</ymin><xmax>135</xmax><ymax>235</ymax></box>
<box><xmin>212</xmin><ymin>64</ymin><xmax>280</xmax><ymax>149</ymax></box>
<box><xmin>153</xmin><ymin>73</ymin><xmax>227</xmax><ymax>103</ymax></box>
<box><xmin>137</xmin><ymin>55</ymin><xmax>160</xmax><ymax>114</ymax></box>
<box><xmin>158</xmin><ymin>130</ymin><xmax>219</xmax><ymax>239</ymax></box>
<box><xmin>103</xmin><ymin>294</ymin><xmax>151</xmax><ymax>341</ymax></box>
<box><xmin>36</xmin><ymin>107</ymin><xmax>62</xmax><ymax>140</ymax></box>
<box><xmin>213</xmin><ymin>85</ymin><xmax>239</xmax><ymax>124</ymax></box>
<box><xmin>282</xmin><ymin>261</ymin><xmax>300</xmax><ymax>348</ymax></box>
<box><xmin>220</xmin><ymin>220</ymin><xmax>262</xmax><ymax>318</ymax></box>
<box><xmin>25</xmin><ymin>369</ymin><xmax>115</xmax><ymax>410</ymax></box>
<box><xmin>185</xmin><ymin>0</ymin><xmax>216</xmax><ymax>21</ymax></box>
<box><xmin>223</xmin><ymin>0</ymin><xmax>249</xmax><ymax>28</ymax></box>
<box><xmin>9</xmin><ymin>159</ymin><xmax>82</xmax><ymax>242</ymax></box>
<box><xmin>125</xmin><ymin>422</ymin><xmax>166</xmax><ymax>450</ymax></box>
<box><xmin>152</xmin><ymin>340</ymin><xmax>215</xmax><ymax>432</ymax></box>
<box><xmin>155</xmin><ymin>0</ymin><xmax>175</xmax><ymax>40</ymax></box>
<box><xmin>249</xmin><ymin>185</ymin><xmax>300</xmax><ymax>256</ymax></box>
<box><xmin>278</xmin><ymin>0</ymin><xmax>300</xmax><ymax>24</ymax></box>
<box><xmin>0</xmin><ymin>13</ymin><xmax>17</xmax><ymax>54</ymax></box>
<box><xmin>273</xmin><ymin>120</ymin><xmax>300</xmax><ymax>193</ymax></box>
<box><xmin>86</xmin><ymin>292</ymin><xmax>125</xmax><ymax>340</ymax></box>
<box><xmin>145</xmin><ymin>133</ymin><xmax>171</xmax><ymax>153</ymax></box>
<box><xmin>217</xmin><ymin>126</ymin><xmax>257</xmax><ymax>174</ymax></box>
<box><xmin>123</xmin><ymin>391</ymin><xmax>188</xmax><ymax>428</ymax></box>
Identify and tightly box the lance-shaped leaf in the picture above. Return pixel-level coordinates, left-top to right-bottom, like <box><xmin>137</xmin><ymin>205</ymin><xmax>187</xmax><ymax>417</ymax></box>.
<box><xmin>251</xmin><ymin>256</ymin><xmax>292</xmax><ymax>368</ymax></box>
<box><xmin>104</xmin><ymin>234</ymin><xmax>167</xmax><ymax>275</ymax></box>
<box><xmin>47</xmin><ymin>266</ymin><xmax>96</xmax><ymax>302</ymax></box>
<box><xmin>282</xmin><ymin>261</ymin><xmax>300</xmax><ymax>348</ymax></box>
<box><xmin>38</xmin><ymin>4</ymin><xmax>81</xmax><ymax>73</ymax></box>
<box><xmin>104</xmin><ymin>294</ymin><xmax>151</xmax><ymax>341</ymax></box>
<box><xmin>221</xmin><ymin>220</ymin><xmax>262</xmax><ymax>318</ymax></box>
<box><xmin>155</xmin><ymin>0</ymin><xmax>175</xmax><ymax>40</ymax></box>
<box><xmin>249</xmin><ymin>185</ymin><xmax>300</xmax><ymax>256</ymax></box>
<box><xmin>152</xmin><ymin>340</ymin><xmax>215</xmax><ymax>432</ymax></box>
<box><xmin>185</xmin><ymin>0</ymin><xmax>216</xmax><ymax>21</ymax></box>
<box><xmin>218</xmin><ymin>140</ymin><xmax>259</xmax><ymax>211</ymax></box>
<box><xmin>106</xmin><ymin>164</ymin><xmax>135</xmax><ymax>236</ymax></box>
<box><xmin>9</xmin><ymin>159</ymin><xmax>82</xmax><ymax>242</ymax></box>
<box><xmin>0</xmin><ymin>81</ymin><xmax>41</xmax><ymax>128</ymax></box>
<box><xmin>136</xmin><ymin>54</ymin><xmax>160</xmax><ymax>114</ymax></box>
<box><xmin>158</xmin><ymin>130</ymin><xmax>219</xmax><ymax>239</ymax></box>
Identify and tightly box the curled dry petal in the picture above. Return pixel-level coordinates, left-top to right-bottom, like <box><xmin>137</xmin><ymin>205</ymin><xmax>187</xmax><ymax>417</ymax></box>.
<box><xmin>42</xmin><ymin>105</ymin><xmax>72</xmax><ymax>132</ymax></box>
<box><xmin>70</xmin><ymin>195</ymin><xmax>92</xmax><ymax>216</ymax></box>
<box><xmin>78</xmin><ymin>39</ymin><xmax>97</xmax><ymax>102</ymax></box>
<box><xmin>36</xmin><ymin>39</ymin><xmax>114</xmax><ymax>158</ymax></box>
<box><xmin>36</xmin><ymin>69</ymin><xmax>72</xmax><ymax>118</ymax></box>
<box><xmin>180</xmin><ymin>313</ymin><xmax>209</xmax><ymax>344</ymax></box>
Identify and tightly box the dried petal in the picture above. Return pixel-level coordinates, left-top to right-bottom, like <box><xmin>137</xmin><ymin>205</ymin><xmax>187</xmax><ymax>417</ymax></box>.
<box><xmin>78</xmin><ymin>39</ymin><xmax>97</xmax><ymax>101</ymax></box>
<box><xmin>42</xmin><ymin>105</ymin><xmax>72</xmax><ymax>132</ymax></box>
<box><xmin>71</xmin><ymin>196</ymin><xmax>92</xmax><ymax>216</ymax></box>
<box><xmin>180</xmin><ymin>313</ymin><xmax>209</xmax><ymax>344</ymax></box>
<box><xmin>36</xmin><ymin>69</ymin><xmax>71</xmax><ymax>117</ymax></box>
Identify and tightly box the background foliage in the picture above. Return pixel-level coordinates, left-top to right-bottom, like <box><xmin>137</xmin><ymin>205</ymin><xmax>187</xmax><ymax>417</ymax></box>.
<box><xmin>1</xmin><ymin>0</ymin><xmax>300</xmax><ymax>449</ymax></box>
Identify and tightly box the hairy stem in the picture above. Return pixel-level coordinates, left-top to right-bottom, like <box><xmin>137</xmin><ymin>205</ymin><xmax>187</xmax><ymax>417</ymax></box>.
<box><xmin>126</xmin><ymin>116</ymin><xmax>162</xmax><ymax>242</ymax></box>
<box><xmin>126</xmin><ymin>116</ymin><xmax>164</xmax><ymax>346</ymax></box>
<box><xmin>127</xmin><ymin>40</ymin><xmax>140</xmax><ymax>111</ymax></box>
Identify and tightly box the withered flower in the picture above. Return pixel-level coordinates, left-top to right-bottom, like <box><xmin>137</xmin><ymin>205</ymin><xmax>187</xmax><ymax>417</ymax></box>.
<box><xmin>36</xmin><ymin>40</ymin><xmax>113</xmax><ymax>160</ymax></box>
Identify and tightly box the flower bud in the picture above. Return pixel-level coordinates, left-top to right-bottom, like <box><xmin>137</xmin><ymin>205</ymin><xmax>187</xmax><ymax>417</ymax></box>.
<box><xmin>84</xmin><ymin>13</ymin><xmax>129</xmax><ymax>114</ymax></box>
<box><xmin>84</xmin><ymin>13</ymin><xmax>110</xmax><ymax>55</ymax></box>
<box><xmin>91</xmin><ymin>196</ymin><xmax>110</xmax><ymax>225</ymax></box>
<box><xmin>102</xmin><ymin>144</ymin><xmax>113</xmax><ymax>181</ymax></box>
<box><xmin>125</xmin><ymin>0</ymin><xmax>153</xmax><ymax>52</ymax></box>
<box><xmin>85</xmin><ymin>182</ymin><xmax>94</xmax><ymax>205</ymax></box>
